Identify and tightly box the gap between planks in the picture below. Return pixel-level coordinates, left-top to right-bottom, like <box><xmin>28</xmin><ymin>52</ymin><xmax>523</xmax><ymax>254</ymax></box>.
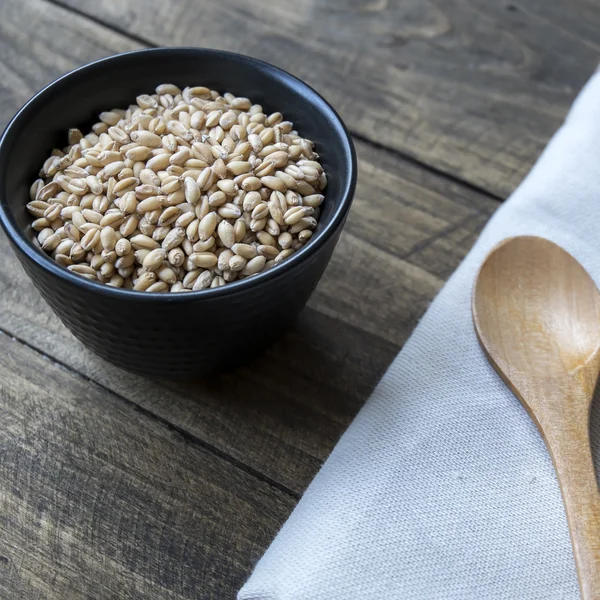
<box><xmin>0</xmin><ymin>326</ymin><xmax>302</xmax><ymax>501</ymax></box>
<box><xmin>43</xmin><ymin>0</ymin><xmax>505</xmax><ymax>206</ymax></box>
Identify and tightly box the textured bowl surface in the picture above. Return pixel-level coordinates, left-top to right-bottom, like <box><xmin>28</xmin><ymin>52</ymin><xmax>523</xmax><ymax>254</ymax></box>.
<box><xmin>0</xmin><ymin>48</ymin><xmax>356</xmax><ymax>378</ymax></box>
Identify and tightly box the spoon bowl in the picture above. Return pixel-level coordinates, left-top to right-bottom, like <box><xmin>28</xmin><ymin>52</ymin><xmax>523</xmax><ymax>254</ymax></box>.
<box><xmin>473</xmin><ymin>235</ymin><xmax>600</xmax><ymax>600</ymax></box>
<box><xmin>474</xmin><ymin>236</ymin><xmax>600</xmax><ymax>378</ymax></box>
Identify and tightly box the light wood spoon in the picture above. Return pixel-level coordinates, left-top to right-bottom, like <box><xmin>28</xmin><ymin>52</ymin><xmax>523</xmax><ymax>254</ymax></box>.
<box><xmin>472</xmin><ymin>235</ymin><xmax>600</xmax><ymax>600</ymax></box>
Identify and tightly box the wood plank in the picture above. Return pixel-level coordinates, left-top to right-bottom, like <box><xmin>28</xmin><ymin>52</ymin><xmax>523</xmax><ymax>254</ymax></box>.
<box><xmin>0</xmin><ymin>194</ymin><xmax>433</xmax><ymax>493</ymax></box>
<box><xmin>407</xmin><ymin>212</ymin><xmax>492</xmax><ymax>280</ymax></box>
<box><xmin>0</xmin><ymin>0</ymin><xmax>495</xmax><ymax>492</ymax></box>
<box><xmin>54</xmin><ymin>0</ymin><xmax>600</xmax><ymax>198</ymax></box>
<box><xmin>0</xmin><ymin>332</ymin><xmax>294</xmax><ymax>599</ymax></box>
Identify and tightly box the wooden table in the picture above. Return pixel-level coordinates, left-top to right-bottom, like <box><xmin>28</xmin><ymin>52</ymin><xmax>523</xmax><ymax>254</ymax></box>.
<box><xmin>0</xmin><ymin>1</ymin><xmax>597</xmax><ymax>597</ymax></box>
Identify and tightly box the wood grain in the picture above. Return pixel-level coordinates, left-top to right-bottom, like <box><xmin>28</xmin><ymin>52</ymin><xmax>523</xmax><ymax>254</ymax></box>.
<box><xmin>408</xmin><ymin>212</ymin><xmax>492</xmax><ymax>280</ymax></box>
<box><xmin>0</xmin><ymin>331</ymin><xmax>294</xmax><ymax>599</ymax></box>
<box><xmin>55</xmin><ymin>0</ymin><xmax>600</xmax><ymax>198</ymax></box>
<box><xmin>0</xmin><ymin>0</ymin><xmax>495</xmax><ymax>494</ymax></box>
<box><xmin>473</xmin><ymin>237</ymin><xmax>600</xmax><ymax>600</ymax></box>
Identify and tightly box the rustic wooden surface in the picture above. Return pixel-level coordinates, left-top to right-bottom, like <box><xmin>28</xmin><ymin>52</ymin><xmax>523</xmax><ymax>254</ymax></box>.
<box><xmin>0</xmin><ymin>0</ymin><xmax>593</xmax><ymax>597</ymax></box>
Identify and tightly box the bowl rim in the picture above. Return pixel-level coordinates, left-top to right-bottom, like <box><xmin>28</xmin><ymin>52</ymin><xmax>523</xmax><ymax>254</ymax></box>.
<box><xmin>0</xmin><ymin>46</ymin><xmax>357</xmax><ymax>302</ymax></box>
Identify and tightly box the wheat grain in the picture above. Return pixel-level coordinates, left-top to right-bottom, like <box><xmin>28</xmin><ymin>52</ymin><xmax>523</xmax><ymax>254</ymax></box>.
<box><xmin>29</xmin><ymin>84</ymin><xmax>326</xmax><ymax>291</ymax></box>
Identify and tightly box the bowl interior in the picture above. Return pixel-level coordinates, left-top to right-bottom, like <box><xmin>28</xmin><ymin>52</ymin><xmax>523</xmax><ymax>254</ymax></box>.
<box><xmin>0</xmin><ymin>48</ymin><xmax>355</xmax><ymax>285</ymax></box>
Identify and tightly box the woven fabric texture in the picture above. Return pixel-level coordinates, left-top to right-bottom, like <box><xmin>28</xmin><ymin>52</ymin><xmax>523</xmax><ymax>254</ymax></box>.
<box><xmin>239</xmin><ymin>72</ymin><xmax>600</xmax><ymax>600</ymax></box>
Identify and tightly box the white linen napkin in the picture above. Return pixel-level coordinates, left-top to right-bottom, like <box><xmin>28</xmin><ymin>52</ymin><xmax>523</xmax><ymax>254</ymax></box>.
<box><xmin>238</xmin><ymin>72</ymin><xmax>600</xmax><ymax>600</ymax></box>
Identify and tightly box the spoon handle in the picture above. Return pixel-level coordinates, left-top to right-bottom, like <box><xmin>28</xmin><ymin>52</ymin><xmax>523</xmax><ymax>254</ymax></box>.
<box><xmin>545</xmin><ymin>420</ymin><xmax>600</xmax><ymax>600</ymax></box>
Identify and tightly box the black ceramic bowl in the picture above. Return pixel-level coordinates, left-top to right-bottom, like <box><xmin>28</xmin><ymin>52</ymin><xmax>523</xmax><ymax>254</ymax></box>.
<box><xmin>0</xmin><ymin>48</ymin><xmax>356</xmax><ymax>378</ymax></box>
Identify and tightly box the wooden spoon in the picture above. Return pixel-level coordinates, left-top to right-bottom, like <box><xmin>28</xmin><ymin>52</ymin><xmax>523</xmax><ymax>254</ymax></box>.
<box><xmin>472</xmin><ymin>235</ymin><xmax>600</xmax><ymax>600</ymax></box>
